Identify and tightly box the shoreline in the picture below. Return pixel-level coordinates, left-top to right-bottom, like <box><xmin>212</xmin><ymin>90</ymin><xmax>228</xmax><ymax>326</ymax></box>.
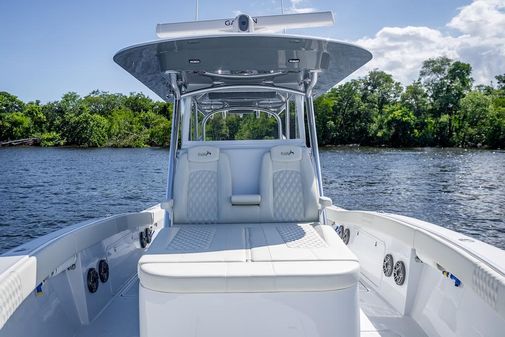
<box><xmin>1</xmin><ymin>143</ymin><xmax>502</xmax><ymax>151</ymax></box>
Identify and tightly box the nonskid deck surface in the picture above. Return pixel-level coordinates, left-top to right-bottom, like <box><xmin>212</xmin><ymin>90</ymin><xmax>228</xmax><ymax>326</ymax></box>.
<box><xmin>76</xmin><ymin>277</ymin><xmax>140</xmax><ymax>337</ymax></box>
<box><xmin>359</xmin><ymin>281</ymin><xmax>428</xmax><ymax>337</ymax></box>
<box><xmin>75</xmin><ymin>277</ymin><xmax>428</xmax><ymax>337</ymax></box>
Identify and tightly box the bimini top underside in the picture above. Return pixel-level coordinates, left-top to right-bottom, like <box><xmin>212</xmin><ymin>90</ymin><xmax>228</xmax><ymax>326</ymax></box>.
<box><xmin>113</xmin><ymin>34</ymin><xmax>372</xmax><ymax>100</ymax></box>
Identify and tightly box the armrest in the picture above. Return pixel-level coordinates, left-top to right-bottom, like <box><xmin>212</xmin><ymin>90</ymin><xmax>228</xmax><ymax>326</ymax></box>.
<box><xmin>160</xmin><ymin>199</ymin><xmax>174</xmax><ymax>210</ymax></box>
<box><xmin>231</xmin><ymin>194</ymin><xmax>261</xmax><ymax>206</ymax></box>
<box><xmin>319</xmin><ymin>196</ymin><xmax>332</xmax><ymax>209</ymax></box>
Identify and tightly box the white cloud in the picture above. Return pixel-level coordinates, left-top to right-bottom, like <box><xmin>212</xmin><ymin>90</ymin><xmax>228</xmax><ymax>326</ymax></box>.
<box><xmin>353</xmin><ymin>0</ymin><xmax>505</xmax><ymax>85</ymax></box>
<box><xmin>286</xmin><ymin>0</ymin><xmax>316</xmax><ymax>14</ymax></box>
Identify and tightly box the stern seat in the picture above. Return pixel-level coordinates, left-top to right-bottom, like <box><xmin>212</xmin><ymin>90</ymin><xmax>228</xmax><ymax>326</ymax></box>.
<box><xmin>138</xmin><ymin>145</ymin><xmax>360</xmax><ymax>337</ymax></box>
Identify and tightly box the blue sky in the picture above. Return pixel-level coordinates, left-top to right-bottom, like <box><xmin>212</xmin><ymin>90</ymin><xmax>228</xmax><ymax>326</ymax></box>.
<box><xmin>1</xmin><ymin>0</ymin><xmax>504</xmax><ymax>102</ymax></box>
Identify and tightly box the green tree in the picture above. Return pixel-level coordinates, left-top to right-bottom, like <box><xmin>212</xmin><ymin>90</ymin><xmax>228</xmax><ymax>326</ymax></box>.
<box><xmin>360</xmin><ymin>70</ymin><xmax>402</xmax><ymax>115</ymax></box>
<box><xmin>314</xmin><ymin>94</ymin><xmax>335</xmax><ymax>145</ymax></box>
<box><xmin>328</xmin><ymin>81</ymin><xmax>370</xmax><ymax>144</ymax></box>
<box><xmin>0</xmin><ymin>112</ymin><xmax>32</xmax><ymax>140</ymax></box>
<box><xmin>419</xmin><ymin>57</ymin><xmax>473</xmax><ymax>145</ymax></box>
<box><xmin>124</xmin><ymin>93</ymin><xmax>154</xmax><ymax>113</ymax></box>
<box><xmin>0</xmin><ymin>92</ymin><xmax>25</xmax><ymax>114</ymax></box>
<box><xmin>235</xmin><ymin>113</ymin><xmax>277</xmax><ymax>140</ymax></box>
<box><xmin>82</xmin><ymin>90</ymin><xmax>125</xmax><ymax>116</ymax></box>
<box><xmin>108</xmin><ymin>108</ymin><xmax>146</xmax><ymax>147</ymax></box>
<box><xmin>24</xmin><ymin>102</ymin><xmax>47</xmax><ymax>133</ymax></box>
<box><xmin>453</xmin><ymin>91</ymin><xmax>492</xmax><ymax>147</ymax></box>
<box><xmin>65</xmin><ymin>112</ymin><xmax>109</xmax><ymax>147</ymax></box>
<box><xmin>205</xmin><ymin>113</ymin><xmax>230</xmax><ymax>140</ymax></box>
<box><xmin>370</xmin><ymin>104</ymin><xmax>417</xmax><ymax>146</ymax></box>
<box><xmin>496</xmin><ymin>74</ymin><xmax>505</xmax><ymax>90</ymax></box>
<box><xmin>401</xmin><ymin>81</ymin><xmax>429</xmax><ymax>118</ymax></box>
<box><xmin>138</xmin><ymin>111</ymin><xmax>170</xmax><ymax>146</ymax></box>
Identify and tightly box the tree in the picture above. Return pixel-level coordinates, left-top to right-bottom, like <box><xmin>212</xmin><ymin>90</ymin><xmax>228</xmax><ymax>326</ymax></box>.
<box><xmin>124</xmin><ymin>93</ymin><xmax>154</xmax><ymax>114</ymax></box>
<box><xmin>419</xmin><ymin>57</ymin><xmax>473</xmax><ymax>145</ymax></box>
<box><xmin>487</xmin><ymin>92</ymin><xmax>505</xmax><ymax>148</ymax></box>
<box><xmin>0</xmin><ymin>112</ymin><xmax>32</xmax><ymax>140</ymax></box>
<box><xmin>496</xmin><ymin>74</ymin><xmax>505</xmax><ymax>90</ymax></box>
<box><xmin>401</xmin><ymin>81</ymin><xmax>429</xmax><ymax>118</ymax></box>
<box><xmin>327</xmin><ymin>81</ymin><xmax>370</xmax><ymax>144</ymax></box>
<box><xmin>235</xmin><ymin>113</ymin><xmax>277</xmax><ymax>140</ymax></box>
<box><xmin>138</xmin><ymin>111</ymin><xmax>170</xmax><ymax>146</ymax></box>
<box><xmin>314</xmin><ymin>94</ymin><xmax>335</xmax><ymax>145</ymax></box>
<box><xmin>24</xmin><ymin>102</ymin><xmax>46</xmax><ymax>134</ymax></box>
<box><xmin>108</xmin><ymin>108</ymin><xmax>145</xmax><ymax>147</ymax></box>
<box><xmin>64</xmin><ymin>112</ymin><xmax>109</xmax><ymax>147</ymax></box>
<box><xmin>370</xmin><ymin>104</ymin><xmax>417</xmax><ymax>147</ymax></box>
<box><xmin>453</xmin><ymin>91</ymin><xmax>492</xmax><ymax>147</ymax></box>
<box><xmin>419</xmin><ymin>57</ymin><xmax>473</xmax><ymax>115</ymax></box>
<box><xmin>82</xmin><ymin>90</ymin><xmax>125</xmax><ymax>116</ymax></box>
<box><xmin>360</xmin><ymin>70</ymin><xmax>402</xmax><ymax>115</ymax></box>
<box><xmin>0</xmin><ymin>91</ymin><xmax>25</xmax><ymax>114</ymax></box>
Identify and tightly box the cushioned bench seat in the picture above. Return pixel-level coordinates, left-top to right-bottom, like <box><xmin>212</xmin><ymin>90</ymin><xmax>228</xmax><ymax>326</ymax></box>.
<box><xmin>138</xmin><ymin>222</ymin><xmax>359</xmax><ymax>293</ymax></box>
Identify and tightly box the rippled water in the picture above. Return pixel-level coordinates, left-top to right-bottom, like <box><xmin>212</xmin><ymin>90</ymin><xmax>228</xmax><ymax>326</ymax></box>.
<box><xmin>1</xmin><ymin>147</ymin><xmax>504</xmax><ymax>253</ymax></box>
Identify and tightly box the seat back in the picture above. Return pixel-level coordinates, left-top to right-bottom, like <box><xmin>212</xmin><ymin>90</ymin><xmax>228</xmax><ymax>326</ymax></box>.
<box><xmin>259</xmin><ymin>145</ymin><xmax>319</xmax><ymax>223</ymax></box>
<box><xmin>173</xmin><ymin>146</ymin><xmax>231</xmax><ymax>223</ymax></box>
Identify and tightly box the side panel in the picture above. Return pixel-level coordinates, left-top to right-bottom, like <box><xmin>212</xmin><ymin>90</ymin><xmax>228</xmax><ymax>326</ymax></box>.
<box><xmin>0</xmin><ymin>205</ymin><xmax>164</xmax><ymax>337</ymax></box>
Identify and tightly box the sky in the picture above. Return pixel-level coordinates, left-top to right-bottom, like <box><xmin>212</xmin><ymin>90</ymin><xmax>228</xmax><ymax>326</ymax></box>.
<box><xmin>1</xmin><ymin>0</ymin><xmax>504</xmax><ymax>102</ymax></box>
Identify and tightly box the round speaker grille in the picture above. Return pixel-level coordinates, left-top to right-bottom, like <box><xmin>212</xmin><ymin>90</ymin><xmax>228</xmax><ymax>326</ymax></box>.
<box><xmin>342</xmin><ymin>228</ymin><xmax>350</xmax><ymax>245</ymax></box>
<box><xmin>98</xmin><ymin>259</ymin><xmax>109</xmax><ymax>283</ymax></box>
<box><xmin>393</xmin><ymin>261</ymin><xmax>406</xmax><ymax>286</ymax></box>
<box><xmin>87</xmin><ymin>268</ymin><xmax>99</xmax><ymax>293</ymax></box>
<box><xmin>383</xmin><ymin>254</ymin><xmax>394</xmax><ymax>277</ymax></box>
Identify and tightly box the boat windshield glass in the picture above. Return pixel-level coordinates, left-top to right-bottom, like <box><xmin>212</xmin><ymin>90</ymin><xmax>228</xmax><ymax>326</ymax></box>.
<box><xmin>185</xmin><ymin>90</ymin><xmax>305</xmax><ymax>142</ymax></box>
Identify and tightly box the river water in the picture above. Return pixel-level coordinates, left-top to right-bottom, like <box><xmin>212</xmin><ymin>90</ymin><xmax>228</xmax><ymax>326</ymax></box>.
<box><xmin>0</xmin><ymin>147</ymin><xmax>504</xmax><ymax>253</ymax></box>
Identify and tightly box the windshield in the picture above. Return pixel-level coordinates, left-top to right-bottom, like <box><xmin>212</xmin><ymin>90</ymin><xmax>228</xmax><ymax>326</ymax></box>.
<box><xmin>183</xmin><ymin>90</ymin><xmax>305</xmax><ymax>142</ymax></box>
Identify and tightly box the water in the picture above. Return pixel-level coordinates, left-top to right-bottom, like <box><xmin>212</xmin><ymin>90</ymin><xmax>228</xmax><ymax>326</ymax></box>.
<box><xmin>0</xmin><ymin>147</ymin><xmax>504</xmax><ymax>254</ymax></box>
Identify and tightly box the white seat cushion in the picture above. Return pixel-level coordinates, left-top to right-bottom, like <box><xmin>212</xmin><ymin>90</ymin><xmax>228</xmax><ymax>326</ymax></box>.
<box><xmin>138</xmin><ymin>223</ymin><xmax>359</xmax><ymax>293</ymax></box>
<box><xmin>173</xmin><ymin>146</ymin><xmax>232</xmax><ymax>223</ymax></box>
<box><xmin>259</xmin><ymin>145</ymin><xmax>320</xmax><ymax>223</ymax></box>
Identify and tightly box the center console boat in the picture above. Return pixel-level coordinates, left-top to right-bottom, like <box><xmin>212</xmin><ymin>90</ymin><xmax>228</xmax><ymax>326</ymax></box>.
<box><xmin>1</xmin><ymin>11</ymin><xmax>505</xmax><ymax>337</ymax></box>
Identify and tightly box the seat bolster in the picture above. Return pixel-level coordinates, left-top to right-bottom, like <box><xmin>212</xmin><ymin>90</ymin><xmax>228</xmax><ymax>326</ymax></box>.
<box><xmin>259</xmin><ymin>153</ymin><xmax>274</xmax><ymax>222</ymax></box>
<box><xmin>172</xmin><ymin>154</ymin><xmax>190</xmax><ymax>223</ymax></box>
<box><xmin>300</xmin><ymin>151</ymin><xmax>319</xmax><ymax>221</ymax></box>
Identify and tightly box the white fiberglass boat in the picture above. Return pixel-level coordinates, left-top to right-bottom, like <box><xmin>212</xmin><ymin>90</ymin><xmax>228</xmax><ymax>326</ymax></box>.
<box><xmin>1</xmin><ymin>11</ymin><xmax>505</xmax><ymax>337</ymax></box>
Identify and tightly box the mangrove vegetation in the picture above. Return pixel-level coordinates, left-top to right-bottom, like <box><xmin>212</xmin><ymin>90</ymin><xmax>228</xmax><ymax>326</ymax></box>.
<box><xmin>1</xmin><ymin>57</ymin><xmax>504</xmax><ymax>148</ymax></box>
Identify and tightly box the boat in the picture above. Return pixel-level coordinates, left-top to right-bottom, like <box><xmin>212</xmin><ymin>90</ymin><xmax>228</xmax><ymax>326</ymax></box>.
<box><xmin>1</xmin><ymin>11</ymin><xmax>505</xmax><ymax>337</ymax></box>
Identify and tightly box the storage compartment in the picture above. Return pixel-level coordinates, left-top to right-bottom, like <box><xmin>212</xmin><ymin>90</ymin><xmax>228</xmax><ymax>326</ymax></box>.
<box><xmin>138</xmin><ymin>223</ymin><xmax>360</xmax><ymax>337</ymax></box>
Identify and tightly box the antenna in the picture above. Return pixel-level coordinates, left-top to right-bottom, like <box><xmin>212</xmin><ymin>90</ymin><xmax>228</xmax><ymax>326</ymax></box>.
<box><xmin>195</xmin><ymin>0</ymin><xmax>199</xmax><ymax>21</ymax></box>
<box><xmin>156</xmin><ymin>11</ymin><xmax>334</xmax><ymax>38</ymax></box>
<box><xmin>280</xmin><ymin>0</ymin><xmax>286</xmax><ymax>34</ymax></box>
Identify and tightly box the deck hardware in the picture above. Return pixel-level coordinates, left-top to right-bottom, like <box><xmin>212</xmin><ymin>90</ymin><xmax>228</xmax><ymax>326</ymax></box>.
<box><xmin>393</xmin><ymin>261</ymin><xmax>406</xmax><ymax>286</ymax></box>
<box><xmin>140</xmin><ymin>231</ymin><xmax>148</xmax><ymax>248</ymax></box>
<box><xmin>87</xmin><ymin>268</ymin><xmax>99</xmax><ymax>293</ymax></box>
<box><xmin>442</xmin><ymin>271</ymin><xmax>462</xmax><ymax>287</ymax></box>
<box><xmin>383</xmin><ymin>254</ymin><xmax>394</xmax><ymax>277</ymax></box>
<box><xmin>98</xmin><ymin>260</ymin><xmax>109</xmax><ymax>283</ymax></box>
<box><xmin>342</xmin><ymin>228</ymin><xmax>350</xmax><ymax>245</ymax></box>
<box><xmin>35</xmin><ymin>283</ymin><xmax>44</xmax><ymax>297</ymax></box>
